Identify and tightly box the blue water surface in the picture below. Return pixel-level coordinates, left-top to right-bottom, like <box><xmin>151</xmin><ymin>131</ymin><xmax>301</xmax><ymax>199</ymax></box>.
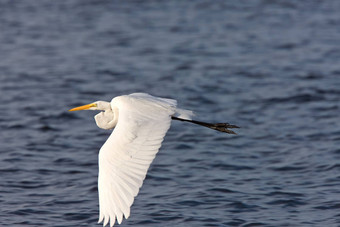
<box><xmin>1</xmin><ymin>1</ymin><xmax>340</xmax><ymax>226</ymax></box>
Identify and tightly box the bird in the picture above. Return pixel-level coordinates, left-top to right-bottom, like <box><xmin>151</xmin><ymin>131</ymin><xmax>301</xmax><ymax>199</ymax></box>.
<box><xmin>69</xmin><ymin>93</ymin><xmax>239</xmax><ymax>227</ymax></box>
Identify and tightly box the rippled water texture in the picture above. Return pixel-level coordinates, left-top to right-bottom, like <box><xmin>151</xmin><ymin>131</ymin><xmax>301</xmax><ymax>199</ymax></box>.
<box><xmin>1</xmin><ymin>1</ymin><xmax>340</xmax><ymax>226</ymax></box>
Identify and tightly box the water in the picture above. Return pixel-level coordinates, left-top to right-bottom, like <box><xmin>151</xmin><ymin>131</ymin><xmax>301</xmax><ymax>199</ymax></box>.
<box><xmin>1</xmin><ymin>0</ymin><xmax>340</xmax><ymax>226</ymax></box>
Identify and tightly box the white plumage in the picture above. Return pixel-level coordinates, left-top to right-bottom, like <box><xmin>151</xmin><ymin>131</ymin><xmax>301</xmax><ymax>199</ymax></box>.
<box><xmin>98</xmin><ymin>94</ymin><xmax>180</xmax><ymax>226</ymax></box>
<box><xmin>69</xmin><ymin>93</ymin><xmax>238</xmax><ymax>226</ymax></box>
<box><xmin>70</xmin><ymin>93</ymin><xmax>193</xmax><ymax>226</ymax></box>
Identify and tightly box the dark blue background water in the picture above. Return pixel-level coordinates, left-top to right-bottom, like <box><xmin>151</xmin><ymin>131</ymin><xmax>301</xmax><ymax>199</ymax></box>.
<box><xmin>1</xmin><ymin>1</ymin><xmax>340</xmax><ymax>226</ymax></box>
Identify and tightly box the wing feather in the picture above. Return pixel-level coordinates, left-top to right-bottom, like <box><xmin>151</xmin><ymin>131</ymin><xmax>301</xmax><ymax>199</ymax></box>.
<box><xmin>98</xmin><ymin>94</ymin><xmax>176</xmax><ymax>226</ymax></box>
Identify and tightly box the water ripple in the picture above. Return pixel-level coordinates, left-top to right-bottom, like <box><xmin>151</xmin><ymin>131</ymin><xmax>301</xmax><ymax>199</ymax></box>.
<box><xmin>1</xmin><ymin>1</ymin><xmax>340</xmax><ymax>226</ymax></box>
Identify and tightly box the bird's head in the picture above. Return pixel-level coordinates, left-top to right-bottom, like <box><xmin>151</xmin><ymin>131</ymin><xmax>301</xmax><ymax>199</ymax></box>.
<box><xmin>69</xmin><ymin>101</ymin><xmax>111</xmax><ymax>112</ymax></box>
<box><xmin>69</xmin><ymin>101</ymin><xmax>117</xmax><ymax>130</ymax></box>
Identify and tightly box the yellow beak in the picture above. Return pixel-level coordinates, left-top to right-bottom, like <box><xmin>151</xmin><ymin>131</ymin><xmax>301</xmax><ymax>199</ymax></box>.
<box><xmin>69</xmin><ymin>103</ymin><xmax>97</xmax><ymax>111</ymax></box>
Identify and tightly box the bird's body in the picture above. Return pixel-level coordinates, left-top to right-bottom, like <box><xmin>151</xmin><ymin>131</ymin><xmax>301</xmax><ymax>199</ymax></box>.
<box><xmin>69</xmin><ymin>93</ymin><xmax>238</xmax><ymax>226</ymax></box>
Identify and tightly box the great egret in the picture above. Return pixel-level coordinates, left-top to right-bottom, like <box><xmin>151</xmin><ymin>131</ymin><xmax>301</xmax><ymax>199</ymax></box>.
<box><xmin>69</xmin><ymin>93</ymin><xmax>239</xmax><ymax>226</ymax></box>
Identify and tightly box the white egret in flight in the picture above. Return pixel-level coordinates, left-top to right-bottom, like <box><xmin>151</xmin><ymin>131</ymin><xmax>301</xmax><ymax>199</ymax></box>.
<box><xmin>69</xmin><ymin>93</ymin><xmax>239</xmax><ymax>226</ymax></box>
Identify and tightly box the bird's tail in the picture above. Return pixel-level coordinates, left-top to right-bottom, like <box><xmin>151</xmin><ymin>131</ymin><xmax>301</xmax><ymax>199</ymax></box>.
<box><xmin>174</xmin><ymin>108</ymin><xmax>194</xmax><ymax>120</ymax></box>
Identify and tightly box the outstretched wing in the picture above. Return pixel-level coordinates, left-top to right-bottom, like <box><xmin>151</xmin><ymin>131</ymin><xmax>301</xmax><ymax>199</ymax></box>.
<box><xmin>98</xmin><ymin>94</ymin><xmax>176</xmax><ymax>227</ymax></box>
